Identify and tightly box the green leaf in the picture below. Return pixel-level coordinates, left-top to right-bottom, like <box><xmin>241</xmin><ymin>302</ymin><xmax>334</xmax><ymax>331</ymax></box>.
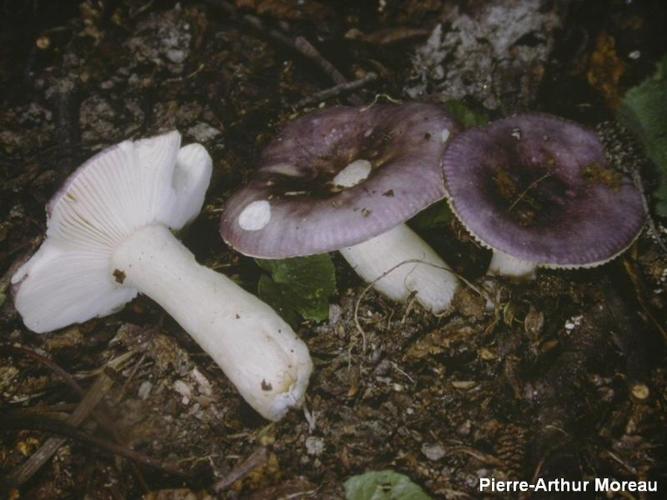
<box><xmin>444</xmin><ymin>99</ymin><xmax>490</xmax><ymax>129</ymax></box>
<box><xmin>618</xmin><ymin>54</ymin><xmax>667</xmax><ymax>216</ymax></box>
<box><xmin>0</xmin><ymin>291</ymin><xmax>5</xmax><ymax>308</ymax></box>
<box><xmin>256</xmin><ymin>254</ymin><xmax>336</xmax><ymax>326</ymax></box>
<box><xmin>409</xmin><ymin>200</ymin><xmax>453</xmax><ymax>232</ymax></box>
<box><xmin>344</xmin><ymin>470</ymin><xmax>432</xmax><ymax>500</ymax></box>
<box><xmin>257</xmin><ymin>274</ymin><xmax>300</xmax><ymax>326</ymax></box>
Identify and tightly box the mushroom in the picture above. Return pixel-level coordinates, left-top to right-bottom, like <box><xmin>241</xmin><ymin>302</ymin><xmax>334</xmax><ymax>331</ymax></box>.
<box><xmin>220</xmin><ymin>103</ymin><xmax>461</xmax><ymax>313</ymax></box>
<box><xmin>11</xmin><ymin>131</ymin><xmax>312</xmax><ymax>421</ymax></box>
<box><xmin>441</xmin><ymin>113</ymin><xmax>645</xmax><ymax>278</ymax></box>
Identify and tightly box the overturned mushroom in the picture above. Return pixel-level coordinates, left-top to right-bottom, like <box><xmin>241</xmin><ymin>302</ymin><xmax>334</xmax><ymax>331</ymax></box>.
<box><xmin>220</xmin><ymin>104</ymin><xmax>461</xmax><ymax>313</ymax></box>
<box><xmin>11</xmin><ymin>131</ymin><xmax>312</xmax><ymax>421</ymax></box>
<box><xmin>442</xmin><ymin>113</ymin><xmax>645</xmax><ymax>278</ymax></box>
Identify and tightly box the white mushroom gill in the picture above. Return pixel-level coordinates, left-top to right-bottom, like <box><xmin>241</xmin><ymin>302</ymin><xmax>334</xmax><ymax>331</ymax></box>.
<box><xmin>339</xmin><ymin>224</ymin><xmax>458</xmax><ymax>313</ymax></box>
<box><xmin>11</xmin><ymin>131</ymin><xmax>312</xmax><ymax>421</ymax></box>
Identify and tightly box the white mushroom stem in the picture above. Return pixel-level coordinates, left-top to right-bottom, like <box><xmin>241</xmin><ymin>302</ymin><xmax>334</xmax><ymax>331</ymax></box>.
<box><xmin>488</xmin><ymin>250</ymin><xmax>537</xmax><ymax>279</ymax></box>
<box><xmin>339</xmin><ymin>224</ymin><xmax>458</xmax><ymax>313</ymax></box>
<box><xmin>111</xmin><ymin>224</ymin><xmax>312</xmax><ymax>421</ymax></box>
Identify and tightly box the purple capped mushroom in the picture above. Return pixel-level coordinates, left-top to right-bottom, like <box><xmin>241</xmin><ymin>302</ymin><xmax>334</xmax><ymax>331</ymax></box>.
<box><xmin>442</xmin><ymin>113</ymin><xmax>645</xmax><ymax>278</ymax></box>
<box><xmin>11</xmin><ymin>131</ymin><xmax>312</xmax><ymax>421</ymax></box>
<box><xmin>220</xmin><ymin>103</ymin><xmax>462</xmax><ymax>313</ymax></box>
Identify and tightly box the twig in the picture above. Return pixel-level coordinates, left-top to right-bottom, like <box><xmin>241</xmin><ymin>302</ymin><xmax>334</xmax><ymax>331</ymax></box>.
<box><xmin>4</xmin><ymin>351</ymin><xmax>136</xmax><ymax>488</ymax></box>
<box><xmin>1</xmin><ymin>344</ymin><xmax>82</xmax><ymax>395</ymax></box>
<box><xmin>293</xmin><ymin>36</ymin><xmax>349</xmax><ymax>88</ymax></box>
<box><xmin>115</xmin><ymin>351</ymin><xmax>147</xmax><ymax>403</ymax></box>
<box><xmin>508</xmin><ymin>171</ymin><xmax>552</xmax><ymax>212</ymax></box>
<box><xmin>295</xmin><ymin>72</ymin><xmax>378</xmax><ymax>108</ymax></box>
<box><xmin>203</xmin><ymin>0</ymin><xmax>362</xmax><ymax>104</ymax></box>
<box><xmin>0</xmin><ymin>413</ymin><xmax>188</xmax><ymax>479</ymax></box>
<box><xmin>214</xmin><ymin>447</ymin><xmax>269</xmax><ymax>492</ymax></box>
<box><xmin>1</xmin><ymin>344</ymin><xmax>126</xmax><ymax>441</ymax></box>
<box><xmin>447</xmin><ymin>445</ymin><xmax>504</xmax><ymax>467</ymax></box>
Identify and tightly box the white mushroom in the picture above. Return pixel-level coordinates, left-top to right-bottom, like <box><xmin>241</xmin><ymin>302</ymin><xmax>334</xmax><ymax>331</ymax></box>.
<box><xmin>11</xmin><ymin>131</ymin><xmax>312</xmax><ymax>421</ymax></box>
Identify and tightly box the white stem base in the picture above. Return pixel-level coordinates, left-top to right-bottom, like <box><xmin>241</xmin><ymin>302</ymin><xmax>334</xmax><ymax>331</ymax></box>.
<box><xmin>111</xmin><ymin>225</ymin><xmax>312</xmax><ymax>421</ymax></box>
<box><xmin>488</xmin><ymin>250</ymin><xmax>537</xmax><ymax>279</ymax></box>
<box><xmin>339</xmin><ymin>224</ymin><xmax>458</xmax><ymax>313</ymax></box>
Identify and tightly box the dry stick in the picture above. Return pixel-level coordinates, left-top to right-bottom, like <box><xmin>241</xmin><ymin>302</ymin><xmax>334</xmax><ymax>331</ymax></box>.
<box><xmin>447</xmin><ymin>445</ymin><xmax>504</xmax><ymax>467</ymax></box>
<box><xmin>0</xmin><ymin>414</ymin><xmax>188</xmax><ymax>478</ymax></box>
<box><xmin>507</xmin><ymin>171</ymin><xmax>553</xmax><ymax>212</ymax></box>
<box><xmin>214</xmin><ymin>447</ymin><xmax>269</xmax><ymax>492</ymax></box>
<box><xmin>2</xmin><ymin>344</ymin><xmax>125</xmax><ymax>439</ymax></box>
<box><xmin>3</xmin><ymin>344</ymin><xmax>151</xmax><ymax>492</ymax></box>
<box><xmin>295</xmin><ymin>72</ymin><xmax>378</xmax><ymax>108</ymax></box>
<box><xmin>353</xmin><ymin>258</ymin><xmax>486</xmax><ymax>354</ymax></box>
<box><xmin>2</xmin><ymin>344</ymin><xmax>83</xmax><ymax>394</ymax></box>
<box><xmin>5</xmin><ymin>351</ymin><xmax>136</xmax><ymax>488</ymax></box>
<box><xmin>292</xmin><ymin>36</ymin><xmax>348</xmax><ymax>86</ymax></box>
<box><xmin>115</xmin><ymin>351</ymin><xmax>147</xmax><ymax>404</ymax></box>
<box><xmin>203</xmin><ymin>0</ymin><xmax>363</xmax><ymax>105</ymax></box>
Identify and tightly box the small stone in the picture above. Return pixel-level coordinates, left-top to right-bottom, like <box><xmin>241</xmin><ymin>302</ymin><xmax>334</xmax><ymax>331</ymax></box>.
<box><xmin>631</xmin><ymin>383</ymin><xmax>650</xmax><ymax>401</ymax></box>
<box><xmin>328</xmin><ymin>303</ymin><xmax>342</xmax><ymax>325</ymax></box>
<box><xmin>138</xmin><ymin>380</ymin><xmax>152</xmax><ymax>400</ymax></box>
<box><xmin>187</xmin><ymin>122</ymin><xmax>222</xmax><ymax>143</ymax></box>
<box><xmin>190</xmin><ymin>367</ymin><xmax>212</xmax><ymax>396</ymax></box>
<box><xmin>564</xmin><ymin>314</ymin><xmax>583</xmax><ymax>332</ymax></box>
<box><xmin>35</xmin><ymin>36</ymin><xmax>50</xmax><ymax>50</ymax></box>
<box><xmin>173</xmin><ymin>379</ymin><xmax>192</xmax><ymax>404</ymax></box>
<box><xmin>166</xmin><ymin>48</ymin><xmax>187</xmax><ymax>64</ymax></box>
<box><xmin>479</xmin><ymin>348</ymin><xmax>496</xmax><ymax>361</ymax></box>
<box><xmin>305</xmin><ymin>436</ymin><xmax>325</xmax><ymax>456</ymax></box>
<box><xmin>421</xmin><ymin>442</ymin><xmax>446</xmax><ymax>461</ymax></box>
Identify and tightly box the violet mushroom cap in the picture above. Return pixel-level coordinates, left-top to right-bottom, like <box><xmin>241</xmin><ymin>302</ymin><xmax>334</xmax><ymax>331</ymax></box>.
<box><xmin>11</xmin><ymin>131</ymin><xmax>312</xmax><ymax>422</ymax></box>
<box><xmin>220</xmin><ymin>103</ymin><xmax>462</xmax><ymax>312</ymax></box>
<box><xmin>442</xmin><ymin>113</ymin><xmax>645</xmax><ymax>277</ymax></box>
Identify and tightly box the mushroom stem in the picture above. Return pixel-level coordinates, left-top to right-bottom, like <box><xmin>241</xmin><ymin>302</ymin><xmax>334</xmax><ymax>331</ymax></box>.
<box><xmin>111</xmin><ymin>224</ymin><xmax>312</xmax><ymax>421</ymax></box>
<box><xmin>339</xmin><ymin>224</ymin><xmax>458</xmax><ymax>313</ymax></box>
<box><xmin>488</xmin><ymin>250</ymin><xmax>537</xmax><ymax>278</ymax></box>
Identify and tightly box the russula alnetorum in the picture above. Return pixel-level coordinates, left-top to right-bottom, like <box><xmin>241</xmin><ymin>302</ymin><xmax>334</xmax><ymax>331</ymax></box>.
<box><xmin>220</xmin><ymin>103</ymin><xmax>461</xmax><ymax>313</ymax></box>
<box><xmin>442</xmin><ymin>113</ymin><xmax>645</xmax><ymax>278</ymax></box>
<box><xmin>11</xmin><ymin>131</ymin><xmax>312</xmax><ymax>421</ymax></box>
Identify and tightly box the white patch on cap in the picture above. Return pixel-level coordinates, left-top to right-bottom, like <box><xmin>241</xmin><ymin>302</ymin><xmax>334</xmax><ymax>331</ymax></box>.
<box><xmin>440</xmin><ymin>128</ymin><xmax>450</xmax><ymax>143</ymax></box>
<box><xmin>264</xmin><ymin>163</ymin><xmax>300</xmax><ymax>177</ymax></box>
<box><xmin>333</xmin><ymin>159</ymin><xmax>372</xmax><ymax>188</ymax></box>
<box><xmin>238</xmin><ymin>200</ymin><xmax>271</xmax><ymax>231</ymax></box>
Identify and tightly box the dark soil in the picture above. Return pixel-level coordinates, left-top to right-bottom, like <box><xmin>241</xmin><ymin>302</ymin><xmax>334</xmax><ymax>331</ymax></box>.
<box><xmin>1</xmin><ymin>1</ymin><xmax>666</xmax><ymax>498</ymax></box>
